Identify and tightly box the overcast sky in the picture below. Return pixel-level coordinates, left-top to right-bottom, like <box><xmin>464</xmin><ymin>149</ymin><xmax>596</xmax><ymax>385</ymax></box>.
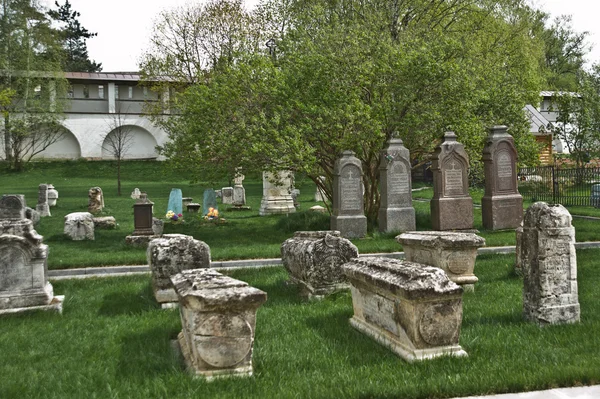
<box><xmin>41</xmin><ymin>0</ymin><xmax>600</xmax><ymax>73</ymax></box>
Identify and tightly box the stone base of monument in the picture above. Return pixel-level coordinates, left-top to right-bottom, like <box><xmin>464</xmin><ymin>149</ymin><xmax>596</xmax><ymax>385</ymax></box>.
<box><xmin>0</xmin><ymin>294</ymin><xmax>64</xmax><ymax>316</ymax></box>
<box><xmin>330</xmin><ymin>215</ymin><xmax>367</xmax><ymax>239</ymax></box>
<box><xmin>378</xmin><ymin>207</ymin><xmax>416</xmax><ymax>233</ymax></box>
<box><xmin>154</xmin><ymin>288</ymin><xmax>179</xmax><ymax>309</ymax></box>
<box><xmin>343</xmin><ymin>257</ymin><xmax>466</xmax><ymax>362</ymax></box>
<box><xmin>396</xmin><ymin>231</ymin><xmax>485</xmax><ymax>291</ymax></box>
<box><xmin>259</xmin><ymin>196</ymin><xmax>296</xmax><ymax>216</ymax></box>
<box><xmin>431</xmin><ymin>197</ymin><xmax>473</xmax><ymax>231</ymax></box>
<box><xmin>125</xmin><ymin>234</ymin><xmax>161</xmax><ymax>247</ymax></box>
<box><xmin>481</xmin><ymin>194</ymin><xmax>523</xmax><ymax>230</ymax></box>
<box><xmin>288</xmin><ymin>275</ymin><xmax>350</xmax><ymax>299</ymax></box>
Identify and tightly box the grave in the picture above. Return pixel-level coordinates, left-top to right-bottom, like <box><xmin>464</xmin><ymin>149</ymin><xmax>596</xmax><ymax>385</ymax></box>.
<box><xmin>481</xmin><ymin>126</ymin><xmax>523</xmax><ymax>230</ymax></box>
<box><xmin>343</xmin><ymin>257</ymin><xmax>466</xmax><ymax>362</ymax></box>
<box><xmin>148</xmin><ymin>234</ymin><xmax>211</xmax><ymax>308</ymax></box>
<box><xmin>64</xmin><ymin>212</ymin><xmax>95</xmax><ymax>240</ymax></box>
<box><xmin>281</xmin><ymin>231</ymin><xmax>359</xmax><ymax>298</ymax></box>
<box><xmin>88</xmin><ymin>187</ymin><xmax>104</xmax><ymax>214</ymax></box>
<box><xmin>314</xmin><ymin>176</ymin><xmax>326</xmax><ymax>202</ymax></box>
<box><xmin>130</xmin><ymin>188</ymin><xmax>141</xmax><ymax>199</ymax></box>
<box><xmin>36</xmin><ymin>184</ymin><xmax>51</xmax><ymax>217</ymax></box>
<box><xmin>167</xmin><ymin>188</ymin><xmax>183</xmax><ymax>216</ymax></box>
<box><xmin>396</xmin><ymin>231</ymin><xmax>485</xmax><ymax>291</ymax></box>
<box><xmin>182</xmin><ymin>197</ymin><xmax>193</xmax><ymax>207</ymax></box>
<box><xmin>221</xmin><ymin>188</ymin><xmax>233</xmax><ymax>205</ymax></box>
<box><xmin>25</xmin><ymin>207</ymin><xmax>40</xmax><ymax>226</ymax></box>
<box><xmin>521</xmin><ymin>202</ymin><xmax>580</xmax><ymax>325</ymax></box>
<box><xmin>330</xmin><ymin>151</ymin><xmax>367</xmax><ymax>238</ymax></box>
<box><xmin>125</xmin><ymin>193</ymin><xmax>160</xmax><ymax>247</ymax></box>
<box><xmin>47</xmin><ymin>184</ymin><xmax>58</xmax><ymax>207</ymax></box>
<box><xmin>187</xmin><ymin>203</ymin><xmax>201</xmax><ymax>213</ymax></box>
<box><xmin>93</xmin><ymin>216</ymin><xmax>117</xmax><ymax>229</ymax></box>
<box><xmin>203</xmin><ymin>189</ymin><xmax>218</xmax><ymax>216</ymax></box>
<box><xmin>378</xmin><ymin>136</ymin><xmax>416</xmax><ymax>233</ymax></box>
<box><xmin>430</xmin><ymin>132</ymin><xmax>473</xmax><ymax>230</ymax></box>
<box><xmin>258</xmin><ymin>171</ymin><xmax>296</xmax><ymax>215</ymax></box>
<box><xmin>171</xmin><ymin>269</ymin><xmax>267</xmax><ymax>379</ymax></box>
<box><xmin>0</xmin><ymin>194</ymin><xmax>64</xmax><ymax>315</ymax></box>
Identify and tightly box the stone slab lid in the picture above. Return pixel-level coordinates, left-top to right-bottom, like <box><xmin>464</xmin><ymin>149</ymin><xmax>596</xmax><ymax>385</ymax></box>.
<box><xmin>171</xmin><ymin>269</ymin><xmax>267</xmax><ymax>309</ymax></box>
<box><xmin>343</xmin><ymin>257</ymin><xmax>462</xmax><ymax>299</ymax></box>
<box><xmin>396</xmin><ymin>231</ymin><xmax>485</xmax><ymax>248</ymax></box>
<box><xmin>293</xmin><ymin>230</ymin><xmax>340</xmax><ymax>239</ymax></box>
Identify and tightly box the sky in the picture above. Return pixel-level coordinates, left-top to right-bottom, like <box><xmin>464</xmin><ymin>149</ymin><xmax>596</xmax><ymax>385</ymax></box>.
<box><xmin>41</xmin><ymin>0</ymin><xmax>600</xmax><ymax>73</ymax></box>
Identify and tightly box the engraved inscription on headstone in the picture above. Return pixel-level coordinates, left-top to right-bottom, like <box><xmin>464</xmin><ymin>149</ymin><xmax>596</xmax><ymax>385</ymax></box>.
<box><xmin>341</xmin><ymin>166</ymin><xmax>362</xmax><ymax>211</ymax></box>
<box><xmin>496</xmin><ymin>151</ymin><xmax>513</xmax><ymax>191</ymax></box>
<box><xmin>0</xmin><ymin>246</ymin><xmax>31</xmax><ymax>291</ymax></box>
<box><xmin>389</xmin><ymin>163</ymin><xmax>410</xmax><ymax>195</ymax></box>
<box><xmin>444</xmin><ymin>161</ymin><xmax>464</xmax><ymax>196</ymax></box>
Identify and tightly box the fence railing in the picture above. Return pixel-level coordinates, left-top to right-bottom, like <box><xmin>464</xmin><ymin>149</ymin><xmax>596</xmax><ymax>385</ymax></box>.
<box><xmin>518</xmin><ymin>165</ymin><xmax>600</xmax><ymax>207</ymax></box>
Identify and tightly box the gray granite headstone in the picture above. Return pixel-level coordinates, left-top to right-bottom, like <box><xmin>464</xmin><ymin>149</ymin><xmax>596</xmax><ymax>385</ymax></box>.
<box><xmin>0</xmin><ymin>195</ymin><xmax>26</xmax><ymax>220</ymax></box>
<box><xmin>481</xmin><ymin>126</ymin><xmax>523</xmax><ymax>230</ymax></box>
<box><xmin>430</xmin><ymin>132</ymin><xmax>473</xmax><ymax>230</ymax></box>
<box><xmin>36</xmin><ymin>184</ymin><xmax>51</xmax><ymax>217</ymax></box>
<box><xmin>202</xmin><ymin>189</ymin><xmax>218</xmax><ymax>216</ymax></box>
<box><xmin>222</xmin><ymin>187</ymin><xmax>233</xmax><ymax>205</ymax></box>
<box><xmin>378</xmin><ymin>137</ymin><xmax>415</xmax><ymax>233</ymax></box>
<box><xmin>330</xmin><ymin>151</ymin><xmax>367</xmax><ymax>238</ymax></box>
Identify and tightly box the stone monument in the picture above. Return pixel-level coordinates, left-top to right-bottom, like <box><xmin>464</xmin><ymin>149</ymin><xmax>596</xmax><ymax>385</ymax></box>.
<box><xmin>258</xmin><ymin>171</ymin><xmax>296</xmax><ymax>216</ymax></box>
<box><xmin>521</xmin><ymin>202</ymin><xmax>580</xmax><ymax>325</ymax></box>
<box><xmin>148</xmin><ymin>234</ymin><xmax>211</xmax><ymax>308</ymax></box>
<box><xmin>330</xmin><ymin>151</ymin><xmax>367</xmax><ymax>238</ymax></box>
<box><xmin>0</xmin><ymin>195</ymin><xmax>64</xmax><ymax>315</ymax></box>
<box><xmin>167</xmin><ymin>188</ymin><xmax>183</xmax><ymax>216</ymax></box>
<box><xmin>130</xmin><ymin>188</ymin><xmax>141</xmax><ymax>199</ymax></box>
<box><xmin>281</xmin><ymin>231</ymin><xmax>359</xmax><ymax>298</ymax></box>
<box><xmin>36</xmin><ymin>184</ymin><xmax>51</xmax><ymax>217</ymax></box>
<box><xmin>88</xmin><ymin>187</ymin><xmax>104</xmax><ymax>214</ymax></box>
<box><xmin>202</xmin><ymin>189</ymin><xmax>218</xmax><ymax>216</ymax></box>
<box><xmin>430</xmin><ymin>132</ymin><xmax>473</xmax><ymax>230</ymax></box>
<box><xmin>481</xmin><ymin>126</ymin><xmax>523</xmax><ymax>230</ymax></box>
<box><xmin>47</xmin><ymin>184</ymin><xmax>58</xmax><ymax>207</ymax></box>
<box><xmin>171</xmin><ymin>269</ymin><xmax>267</xmax><ymax>379</ymax></box>
<box><xmin>232</xmin><ymin>171</ymin><xmax>247</xmax><ymax>208</ymax></box>
<box><xmin>221</xmin><ymin>187</ymin><xmax>233</xmax><ymax>205</ymax></box>
<box><xmin>378</xmin><ymin>136</ymin><xmax>416</xmax><ymax>233</ymax></box>
<box><xmin>64</xmin><ymin>212</ymin><xmax>95</xmax><ymax>240</ymax></box>
<box><xmin>125</xmin><ymin>193</ymin><xmax>159</xmax><ymax>247</ymax></box>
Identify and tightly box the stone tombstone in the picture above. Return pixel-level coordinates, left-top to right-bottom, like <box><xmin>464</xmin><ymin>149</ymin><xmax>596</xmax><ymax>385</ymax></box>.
<box><xmin>47</xmin><ymin>184</ymin><xmax>58</xmax><ymax>207</ymax></box>
<box><xmin>88</xmin><ymin>186</ymin><xmax>104</xmax><ymax>215</ymax></box>
<box><xmin>130</xmin><ymin>188</ymin><xmax>141</xmax><ymax>200</ymax></box>
<box><xmin>202</xmin><ymin>189</ymin><xmax>218</xmax><ymax>216</ymax></box>
<box><xmin>314</xmin><ymin>176</ymin><xmax>326</xmax><ymax>202</ymax></box>
<box><xmin>132</xmin><ymin>193</ymin><xmax>154</xmax><ymax>236</ymax></box>
<box><xmin>0</xmin><ymin>194</ymin><xmax>64</xmax><ymax>315</ymax></box>
<box><xmin>590</xmin><ymin>184</ymin><xmax>600</xmax><ymax>208</ymax></box>
<box><xmin>330</xmin><ymin>151</ymin><xmax>367</xmax><ymax>238</ymax></box>
<box><xmin>182</xmin><ymin>197</ymin><xmax>193</xmax><ymax>207</ymax></box>
<box><xmin>521</xmin><ymin>202</ymin><xmax>580</xmax><ymax>325</ymax></box>
<box><xmin>378</xmin><ymin>136</ymin><xmax>416</xmax><ymax>233</ymax></box>
<box><xmin>291</xmin><ymin>188</ymin><xmax>300</xmax><ymax>208</ymax></box>
<box><xmin>64</xmin><ymin>212</ymin><xmax>95</xmax><ymax>241</ymax></box>
<box><xmin>171</xmin><ymin>269</ymin><xmax>267</xmax><ymax>379</ymax></box>
<box><xmin>258</xmin><ymin>170</ymin><xmax>296</xmax><ymax>216</ymax></box>
<box><xmin>221</xmin><ymin>187</ymin><xmax>233</xmax><ymax>205</ymax></box>
<box><xmin>430</xmin><ymin>132</ymin><xmax>473</xmax><ymax>231</ymax></box>
<box><xmin>148</xmin><ymin>234</ymin><xmax>211</xmax><ymax>307</ymax></box>
<box><xmin>396</xmin><ymin>231</ymin><xmax>485</xmax><ymax>291</ymax></box>
<box><xmin>93</xmin><ymin>216</ymin><xmax>116</xmax><ymax>229</ymax></box>
<box><xmin>167</xmin><ymin>188</ymin><xmax>183</xmax><ymax>216</ymax></box>
<box><xmin>343</xmin><ymin>257</ymin><xmax>466</xmax><ymax>362</ymax></box>
<box><xmin>232</xmin><ymin>170</ymin><xmax>246</xmax><ymax>207</ymax></box>
<box><xmin>481</xmin><ymin>126</ymin><xmax>523</xmax><ymax>230</ymax></box>
<box><xmin>36</xmin><ymin>184</ymin><xmax>51</xmax><ymax>217</ymax></box>
<box><xmin>281</xmin><ymin>230</ymin><xmax>359</xmax><ymax>298</ymax></box>
<box><xmin>25</xmin><ymin>207</ymin><xmax>40</xmax><ymax>227</ymax></box>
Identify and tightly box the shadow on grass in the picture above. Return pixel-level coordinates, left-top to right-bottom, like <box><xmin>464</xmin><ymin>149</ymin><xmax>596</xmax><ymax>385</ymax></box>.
<box><xmin>98</xmin><ymin>282</ymin><xmax>159</xmax><ymax>316</ymax></box>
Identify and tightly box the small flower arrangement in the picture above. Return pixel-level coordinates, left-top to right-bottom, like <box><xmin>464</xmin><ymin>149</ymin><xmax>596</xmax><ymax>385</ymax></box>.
<box><xmin>204</xmin><ymin>207</ymin><xmax>219</xmax><ymax>220</ymax></box>
<box><xmin>166</xmin><ymin>210</ymin><xmax>184</xmax><ymax>223</ymax></box>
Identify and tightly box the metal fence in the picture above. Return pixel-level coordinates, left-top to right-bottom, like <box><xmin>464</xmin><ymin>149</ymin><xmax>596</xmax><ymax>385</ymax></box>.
<box><xmin>518</xmin><ymin>165</ymin><xmax>600</xmax><ymax>207</ymax></box>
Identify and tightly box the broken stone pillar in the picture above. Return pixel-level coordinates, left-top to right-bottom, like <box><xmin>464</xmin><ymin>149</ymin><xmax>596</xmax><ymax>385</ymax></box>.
<box><xmin>521</xmin><ymin>202</ymin><xmax>580</xmax><ymax>325</ymax></box>
<box><xmin>64</xmin><ymin>212</ymin><xmax>95</xmax><ymax>240</ymax></box>
<box><xmin>430</xmin><ymin>132</ymin><xmax>473</xmax><ymax>230</ymax></box>
<box><xmin>0</xmin><ymin>194</ymin><xmax>64</xmax><ymax>315</ymax></box>
<box><xmin>172</xmin><ymin>269</ymin><xmax>267</xmax><ymax>379</ymax></box>
<box><xmin>147</xmin><ymin>234</ymin><xmax>211</xmax><ymax>308</ymax></box>
<box><xmin>47</xmin><ymin>184</ymin><xmax>58</xmax><ymax>207</ymax></box>
<box><xmin>396</xmin><ymin>231</ymin><xmax>485</xmax><ymax>291</ymax></box>
<box><xmin>88</xmin><ymin>187</ymin><xmax>104</xmax><ymax>214</ymax></box>
<box><xmin>343</xmin><ymin>257</ymin><xmax>466</xmax><ymax>362</ymax></box>
<box><xmin>36</xmin><ymin>184</ymin><xmax>51</xmax><ymax>217</ymax></box>
<box><xmin>378</xmin><ymin>136</ymin><xmax>416</xmax><ymax>233</ymax></box>
<box><xmin>331</xmin><ymin>151</ymin><xmax>367</xmax><ymax>238</ymax></box>
<box><xmin>92</xmin><ymin>216</ymin><xmax>117</xmax><ymax>230</ymax></box>
<box><xmin>281</xmin><ymin>230</ymin><xmax>359</xmax><ymax>298</ymax></box>
<box><xmin>259</xmin><ymin>171</ymin><xmax>295</xmax><ymax>215</ymax></box>
<box><xmin>481</xmin><ymin>126</ymin><xmax>523</xmax><ymax>230</ymax></box>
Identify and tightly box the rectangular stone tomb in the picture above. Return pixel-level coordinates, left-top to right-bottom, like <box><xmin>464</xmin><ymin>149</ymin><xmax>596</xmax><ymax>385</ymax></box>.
<box><xmin>171</xmin><ymin>269</ymin><xmax>267</xmax><ymax>379</ymax></box>
<box><xmin>343</xmin><ymin>257</ymin><xmax>466</xmax><ymax>362</ymax></box>
<box><xmin>396</xmin><ymin>231</ymin><xmax>485</xmax><ymax>290</ymax></box>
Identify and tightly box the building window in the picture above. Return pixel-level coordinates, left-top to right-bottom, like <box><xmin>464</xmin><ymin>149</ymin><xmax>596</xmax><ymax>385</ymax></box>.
<box><xmin>128</xmin><ymin>86</ymin><xmax>133</xmax><ymax>99</ymax></box>
<box><xmin>83</xmin><ymin>85</ymin><xmax>89</xmax><ymax>98</ymax></box>
<box><xmin>98</xmin><ymin>85</ymin><xmax>104</xmax><ymax>99</ymax></box>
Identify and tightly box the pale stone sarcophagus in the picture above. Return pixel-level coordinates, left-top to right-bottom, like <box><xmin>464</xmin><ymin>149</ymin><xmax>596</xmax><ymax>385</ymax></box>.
<box><xmin>343</xmin><ymin>257</ymin><xmax>466</xmax><ymax>362</ymax></box>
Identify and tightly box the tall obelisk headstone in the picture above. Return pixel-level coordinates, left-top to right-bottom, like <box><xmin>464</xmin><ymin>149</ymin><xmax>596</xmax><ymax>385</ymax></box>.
<box><xmin>378</xmin><ymin>137</ymin><xmax>415</xmax><ymax>233</ymax></box>
<box><xmin>430</xmin><ymin>132</ymin><xmax>473</xmax><ymax>230</ymax></box>
<box><xmin>36</xmin><ymin>184</ymin><xmax>51</xmax><ymax>217</ymax></box>
<box><xmin>481</xmin><ymin>126</ymin><xmax>523</xmax><ymax>230</ymax></box>
<box><xmin>331</xmin><ymin>151</ymin><xmax>367</xmax><ymax>238</ymax></box>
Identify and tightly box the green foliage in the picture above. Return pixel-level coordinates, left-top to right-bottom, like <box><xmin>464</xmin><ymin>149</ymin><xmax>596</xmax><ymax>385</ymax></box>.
<box><xmin>275</xmin><ymin>210</ymin><xmax>330</xmax><ymax>233</ymax></box>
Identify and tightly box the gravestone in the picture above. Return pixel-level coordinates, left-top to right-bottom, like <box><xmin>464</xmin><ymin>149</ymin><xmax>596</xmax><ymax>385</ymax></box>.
<box><xmin>93</xmin><ymin>216</ymin><xmax>117</xmax><ymax>229</ymax></box>
<box><xmin>481</xmin><ymin>126</ymin><xmax>523</xmax><ymax>230</ymax></box>
<box><xmin>172</xmin><ymin>269</ymin><xmax>267</xmax><ymax>379</ymax></box>
<box><xmin>378</xmin><ymin>136</ymin><xmax>416</xmax><ymax>233</ymax></box>
<box><xmin>314</xmin><ymin>176</ymin><xmax>326</xmax><ymax>202</ymax></box>
<box><xmin>36</xmin><ymin>184</ymin><xmax>51</xmax><ymax>217</ymax></box>
<box><xmin>430</xmin><ymin>132</ymin><xmax>473</xmax><ymax>230</ymax></box>
<box><xmin>232</xmin><ymin>170</ymin><xmax>247</xmax><ymax>207</ymax></box>
<box><xmin>590</xmin><ymin>184</ymin><xmax>600</xmax><ymax>208</ymax></box>
<box><xmin>64</xmin><ymin>212</ymin><xmax>95</xmax><ymax>240</ymax></box>
<box><xmin>167</xmin><ymin>188</ymin><xmax>183</xmax><ymax>216</ymax></box>
<box><xmin>130</xmin><ymin>188</ymin><xmax>141</xmax><ymax>199</ymax></box>
<box><xmin>25</xmin><ymin>207</ymin><xmax>40</xmax><ymax>227</ymax></box>
<box><xmin>88</xmin><ymin>187</ymin><xmax>104</xmax><ymax>214</ymax></box>
<box><xmin>202</xmin><ymin>189</ymin><xmax>218</xmax><ymax>216</ymax></box>
<box><xmin>47</xmin><ymin>184</ymin><xmax>58</xmax><ymax>207</ymax></box>
<box><xmin>221</xmin><ymin>187</ymin><xmax>233</xmax><ymax>205</ymax></box>
<box><xmin>132</xmin><ymin>193</ymin><xmax>154</xmax><ymax>236</ymax></box>
<box><xmin>182</xmin><ymin>197</ymin><xmax>193</xmax><ymax>207</ymax></box>
<box><xmin>521</xmin><ymin>202</ymin><xmax>580</xmax><ymax>325</ymax></box>
<box><xmin>330</xmin><ymin>151</ymin><xmax>367</xmax><ymax>238</ymax></box>
<box><xmin>0</xmin><ymin>194</ymin><xmax>64</xmax><ymax>315</ymax></box>
<box><xmin>258</xmin><ymin>171</ymin><xmax>296</xmax><ymax>215</ymax></box>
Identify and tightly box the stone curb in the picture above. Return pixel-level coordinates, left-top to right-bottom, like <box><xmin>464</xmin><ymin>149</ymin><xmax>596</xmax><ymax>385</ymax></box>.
<box><xmin>47</xmin><ymin>242</ymin><xmax>600</xmax><ymax>280</ymax></box>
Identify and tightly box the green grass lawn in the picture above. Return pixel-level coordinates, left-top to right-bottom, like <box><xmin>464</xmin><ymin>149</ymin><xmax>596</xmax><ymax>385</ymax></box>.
<box><xmin>0</xmin><ymin>249</ymin><xmax>599</xmax><ymax>398</ymax></box>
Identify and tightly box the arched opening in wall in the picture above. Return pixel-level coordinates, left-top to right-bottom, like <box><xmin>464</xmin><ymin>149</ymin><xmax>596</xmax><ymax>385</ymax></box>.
<box><xmin>30</xmin><ymin>125</ymin><xmax>82</xmax><ymax>159</ymax></box>
<box><xmin>101</xmin><ymin>125</ymin><xmax>158</xmax><ymax>160</ymax></box>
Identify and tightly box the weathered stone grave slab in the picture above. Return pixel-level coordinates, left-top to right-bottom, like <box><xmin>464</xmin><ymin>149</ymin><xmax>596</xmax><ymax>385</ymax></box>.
<box><xmin>521</xmin><ymin>202</ymin><xmax>580</xmax><ymax>325</ymax></box>
<box><xmin>64</xmin><ymin>212</ymin><xmax>95</xmax><ymax>240</ymax></box>
<box><xmin>259</xmin><ymin>171</ymin><xmax>295</xmax><ymax>215</ymax></box>
<box><xmin>182</xmin><ymin>197</ymin><xmax>193</xmax><ymax>207</ymax></box>
<box><xmin>36</xmin><ymin>184</ymin><xmax>51</xmax><ymax>217</ymax></box>
<box><xmin>171</xmin><ymin>269</ymin><xmax>267</xmax><ymax>379</ymax></box>
<box><xmin>221</xmin><ymin>188</ymin><xmax>233</xmax><ymax>205</ymax></box>
<box><xmin>88</xmin><ymin>186</ymin><xmax>104</xmax><ymax>214</ymax></box>
<box><xmin>47</xmin><ymin>184</ymin><xmax>58</xmax><ymax>207</ymax></box>
<box><xmin>343</xmin><ymin>257</ymin><xmax>466</xmax><ymax>362</ymax></box>
<box><xmin>92</xmin><ymin>216</ymin><xmax>117</xmax><ymax>229</ymax></box>
<box><xmin>203</xmin><ymin>189</ymin><xmax>218</xmax><ymax>216</ymax></box>
<box><xmin>396</xmin><ymin>231</ymin><xmax>485</xmax><ymax>291</ymax></box>
<box><xmin>331</xmin><ymin>151</ymin><xmax>367</xmax><ymax>238</ymax></box>
<box><xmin>233</xmin><ymin>169</ymin><xmax>247</xmax><ymax>207</ymax></box>
<box><xmin>167</xmin><ymin>188</ymin><xmax>183</xmax><ymax>216</ymax></box>
<box><xmin>281</xmin><ymin>230</ymin><xmax>358</xmax><ymax>298</ymax></box>
<box><xmin>148</xmin><ymin>234</ymin><xmax>211</xmax><ymax>308</ymax></box>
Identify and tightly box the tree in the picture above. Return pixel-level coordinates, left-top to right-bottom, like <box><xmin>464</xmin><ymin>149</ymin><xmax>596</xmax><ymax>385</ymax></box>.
<box><xmin>102</xmin><ymin>103</ymin><xmax>135</xmax><ymax>196</ymax></box>
<box><xmin>48</xmin><ymin>0</ymin><xmax>101</xmax><ymax>72</ymax></box>
<box><xmin>0</xmin><ymin>0</ymin><xmax>68</xmax><ymax>170</ymax></box>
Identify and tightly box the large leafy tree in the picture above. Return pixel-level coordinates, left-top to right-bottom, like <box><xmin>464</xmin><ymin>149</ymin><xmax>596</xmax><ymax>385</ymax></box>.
<box><xmin>48</xmin><ymin>0</ymin><xmax>101</xmax><ymax>72</ymax></box>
